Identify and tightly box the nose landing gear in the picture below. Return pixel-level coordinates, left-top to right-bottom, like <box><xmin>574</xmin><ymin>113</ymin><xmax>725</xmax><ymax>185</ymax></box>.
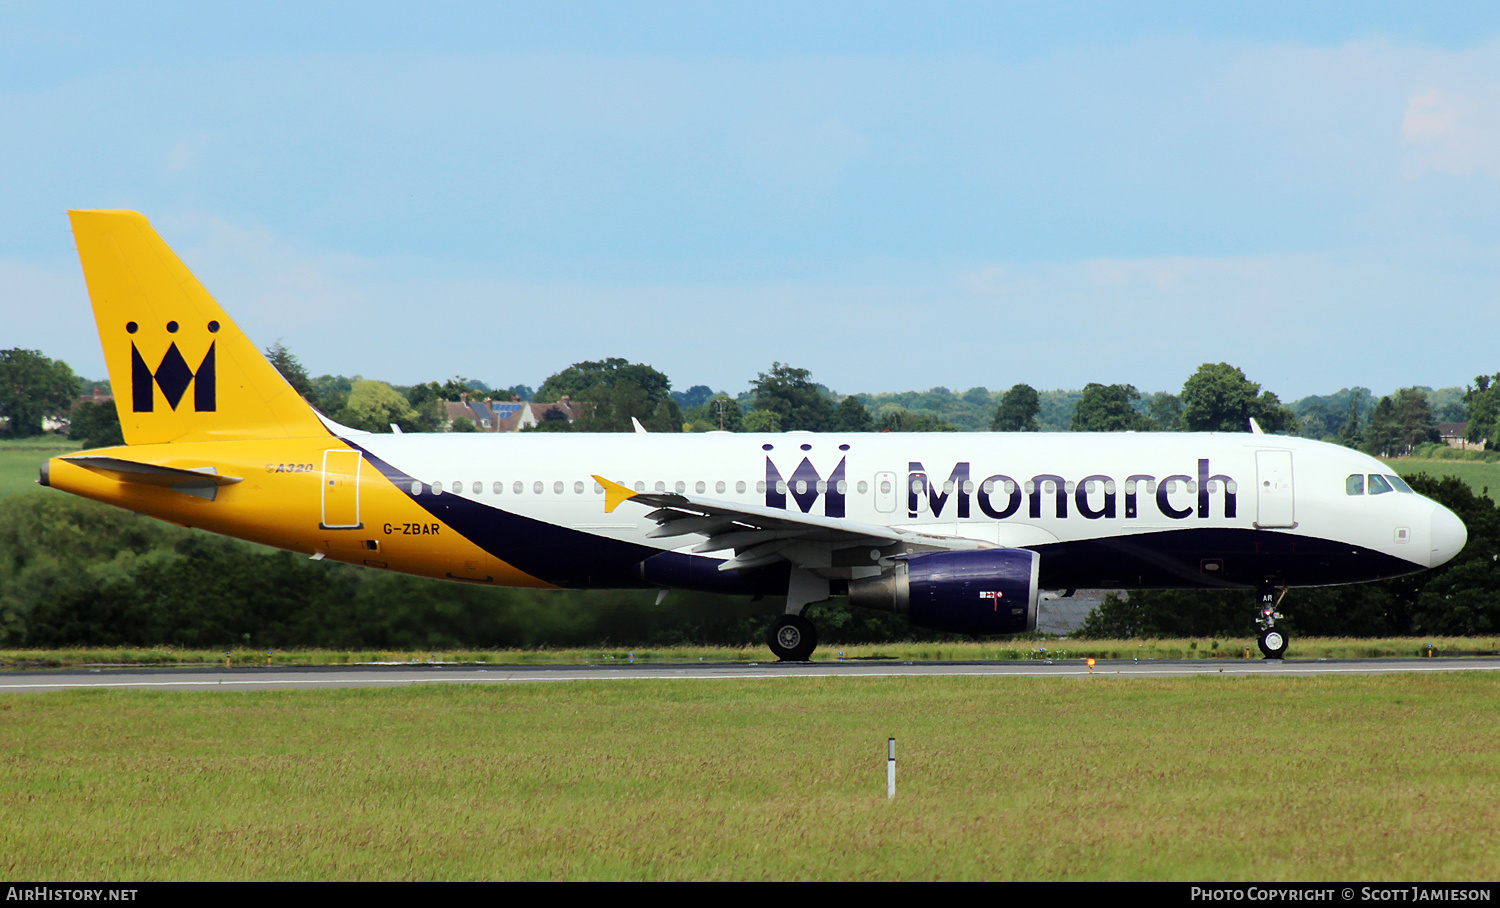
<box><xmin>1255</xmin><ymin>579</ymin><xmax>1289</xmax><ymax>659</ymax></box>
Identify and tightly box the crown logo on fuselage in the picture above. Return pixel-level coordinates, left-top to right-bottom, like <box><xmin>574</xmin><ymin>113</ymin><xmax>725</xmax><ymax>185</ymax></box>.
<box><xmin>127</xmin><ymin>319</ymin><xmax>219</xmax><ymax>413</ymax></box>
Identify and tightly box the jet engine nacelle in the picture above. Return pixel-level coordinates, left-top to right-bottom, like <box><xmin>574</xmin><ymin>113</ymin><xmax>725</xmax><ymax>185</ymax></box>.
<box><xmin>847</xmin><ymin>548</ymin><xmax>1040</xmax><ymax>635</ymax></box>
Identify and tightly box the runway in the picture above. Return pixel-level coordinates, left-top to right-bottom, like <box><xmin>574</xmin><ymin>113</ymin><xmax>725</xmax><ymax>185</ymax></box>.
<box><xmin>4</xmin><ymin>655</ymin><xmax>1499</xmax><ymax>692</ymax></box>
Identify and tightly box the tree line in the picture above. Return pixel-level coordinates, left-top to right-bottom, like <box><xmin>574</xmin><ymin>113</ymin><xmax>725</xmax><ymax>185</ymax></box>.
<box><xmin>6</xmin><ymin>344</ymin><xmax>1487</xmax><ymax>464</ymax></box>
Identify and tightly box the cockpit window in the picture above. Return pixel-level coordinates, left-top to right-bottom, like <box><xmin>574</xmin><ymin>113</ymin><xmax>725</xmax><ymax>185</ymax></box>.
<box><xmin>1346</xmin><ymin>474</ymin><xmax>1364</xmax><ymax>496</ymax></box>
<box><xmin>1385</xmin><ymin>474</ymin><xmax>1415</xmax><ymax>494</ymax></box>
<box><xmin>1367</xmin><ymin>474</ymin><xmax>1394</xmax><ymax>495</ymax></box>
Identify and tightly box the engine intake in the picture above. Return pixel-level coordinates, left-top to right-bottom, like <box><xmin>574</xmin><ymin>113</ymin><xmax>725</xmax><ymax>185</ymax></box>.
<box><xmin>847</xmin><ymin>549</ymin><xmax>1040</xmax><ymax>635</ymax></box>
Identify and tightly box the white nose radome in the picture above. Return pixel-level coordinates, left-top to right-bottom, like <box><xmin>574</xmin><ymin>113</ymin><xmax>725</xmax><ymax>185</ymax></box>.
<box><xmin>1429</xmin><ymin>504</ymin><xmax>1467</xmax><ymax>568</ymax></box>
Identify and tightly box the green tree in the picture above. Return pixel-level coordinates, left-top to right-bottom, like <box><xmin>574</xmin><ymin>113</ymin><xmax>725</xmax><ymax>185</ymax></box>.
<box><xmin>0</xmin><ymin>349</ymin><xmax>78</xmax><ymax>438</ymax></box>
<box><xmin>1363</xmin><ymin>388</ymin><xmax>1438</xmax><ymax>457</ymax></box>
<box><xmin>1464</xmin><ymin>374</ymin><xmax>1500</xmax><ymax>447</ymax></box>
<box><xmin>684</xmin><ymin>394</ymin><xmax>743</xmax><ymax>432</ymax></box>
<box><xmin>991</xmin><ymin>383</ymin><xmax>1040</xmax><ymax>431</ymax></box>
<box><xmin>671</xmin><ymin>385</ymin><xmax>716</xmax><ymax>410</ymax></box>
<box><xmin>336</xmin><ymin>380</ymin><xmax>420</xmax><ymax>433</ymax></box>
<box><xmin>265</xmin><ymin>341</ymin><xmax>315</xmax><ymax>403</ymax></box>
<box><xmin>310</xmin><ymin>374</ymin><xmax>353</xmax><ymax>416</ymax></box>
<box><xmin>537</xmin><ymin>358</ymin><xmax>680</xmax><ymax>432</ymax></box>
<box><xmin>1070</xmin><ymin>383</ymin><xmax>1152</xmax><ymax>432</ymax></box>
<box><xmin>875</xmin><ymin>409</ymin><xmax>957</xmax><ymax>432</ymax></box>
<box><xmin>830</xmin><ymin>395</ymin><xmax>874</xmax><ymax>432</ymax></box>
<box><xmin>1362</xmin><ymin>396</ymin><xmax>1402</xmax><ymax>457</ymax></box>
<box><xmin>1179</xmin><ymin>363</ymin><xmax>1295</xmax><ymax>433</ymax></box>
<box><xmin>1145</xmin><ymin>392</ymin><xmax>1182</xmax><ymax>431</ymax></box>
<box><xmin>401</xmin><ymin>381</ymin><xmax>456</xmax><ymax>432</ymax></box>
<box><xmin>749</xmin><ymin>363</ymin><xmax>835</xmax><ymax>431</ymax></box>
<box><xmin>741</xmin><ymin>409</ymin><xmax>783</xmax><ymax>432</ymax></box>
<box><xmin>1337</xmin><ymin>397</ymin><xmax>1364</xmax><ymax>450</ymax></box>
<box><xmin>67</xmin><ymin>400</ymin><xmax>124</xmax><ymax>449</ymax></box>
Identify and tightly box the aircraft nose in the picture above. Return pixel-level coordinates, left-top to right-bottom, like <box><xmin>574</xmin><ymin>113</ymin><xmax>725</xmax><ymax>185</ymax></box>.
<box><xmin>1429</xmin><ymin>504</ymin><xmax>1467</xmax><ymax>568</ymax></box>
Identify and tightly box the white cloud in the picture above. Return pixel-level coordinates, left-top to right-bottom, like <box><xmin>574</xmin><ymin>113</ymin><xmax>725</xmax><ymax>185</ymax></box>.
<box><xmin>1402</xmin><ymin>87</ymin><xmax>1500</xmax><ymax>178</ymax></box>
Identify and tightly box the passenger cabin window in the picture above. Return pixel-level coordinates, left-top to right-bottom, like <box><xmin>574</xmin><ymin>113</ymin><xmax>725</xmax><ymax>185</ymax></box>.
<box><xmin>1346</xmin><ymin>474</ymin><xmax>1364</xmax><ymax>496</ymax></box>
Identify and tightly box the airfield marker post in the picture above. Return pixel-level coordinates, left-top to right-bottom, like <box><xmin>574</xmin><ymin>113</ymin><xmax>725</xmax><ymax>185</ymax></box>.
<box><xmin>887</xmin><ymin>738</ymin><xmax>896</xmax><ymax>799</ymax></box>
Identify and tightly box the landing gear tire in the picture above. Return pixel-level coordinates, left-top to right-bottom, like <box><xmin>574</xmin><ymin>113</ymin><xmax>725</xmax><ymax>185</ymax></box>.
<box><xmin>768</xmin><ymin>614</ymin><xmax>818</xmax><ymax>662</ymax></box>
<box><xmin>1258</xmin><ymin>628</ymin><xmax>1288</xmax><ymax>660</ymax></box>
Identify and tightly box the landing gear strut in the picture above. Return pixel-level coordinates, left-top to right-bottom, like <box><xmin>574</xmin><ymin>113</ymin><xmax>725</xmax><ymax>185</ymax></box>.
<box><xmin>766</xmin><ymin>567</ymin><xmax>829</xmax><ymax>662</ymax></box>
<box><xmin>1255</xmin><ymin>579</ymin><xmax>1289</xmax><ymax>659</ymax></box>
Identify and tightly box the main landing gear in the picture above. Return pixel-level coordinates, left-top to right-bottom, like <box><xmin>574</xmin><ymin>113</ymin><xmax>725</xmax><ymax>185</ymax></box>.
<box><xmin>766</xmin><ymin>567</ymin><xmax>830</xmax><ymax>662</ymax></box>
<box><xmin>1255</xmin><ymin>578</ymin><xmax>1289</xmax><ymax>660</ymax></box>
<box><xmin>768</xmin><ymin>614</ymin><xmax>817</xmax><ymax>662</ymax></box>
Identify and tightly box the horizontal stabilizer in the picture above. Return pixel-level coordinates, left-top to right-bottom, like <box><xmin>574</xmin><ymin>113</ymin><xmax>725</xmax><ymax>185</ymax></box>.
<box><xmin>63</xmin><ymin>455</ymin><xmax>243</xmax><ymax>501</ymax></box>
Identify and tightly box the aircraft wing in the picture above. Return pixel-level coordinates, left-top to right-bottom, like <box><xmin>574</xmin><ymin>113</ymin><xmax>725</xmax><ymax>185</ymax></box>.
<box><xmin>593</xmin><ymin>475</ymin><xmax>993</xmax><ymax>572</ymax></box>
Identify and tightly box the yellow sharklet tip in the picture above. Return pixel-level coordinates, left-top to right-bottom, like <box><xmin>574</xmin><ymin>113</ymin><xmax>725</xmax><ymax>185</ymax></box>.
<box><xmin>593</xmin><ymin>475</ymin><xmax>638</xmax><ymax>513</ymax></box>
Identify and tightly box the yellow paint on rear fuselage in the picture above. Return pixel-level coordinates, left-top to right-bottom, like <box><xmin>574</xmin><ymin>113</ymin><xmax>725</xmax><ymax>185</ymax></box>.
<box><xmin>47</xmin><ymin>438</ymin><xmax>554</xmax><ymax>589</ymax></box>
<box><xmin>59</xmin><ymin>208</ymin><xmax>555</xmax><ymax>589</ymax></box>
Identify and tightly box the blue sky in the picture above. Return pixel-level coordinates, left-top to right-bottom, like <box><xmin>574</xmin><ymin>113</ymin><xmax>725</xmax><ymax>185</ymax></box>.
<box><xmin>5</xmin><ymin>2</ymin><xmax>1500</xmax><ymax>401</ymax></box>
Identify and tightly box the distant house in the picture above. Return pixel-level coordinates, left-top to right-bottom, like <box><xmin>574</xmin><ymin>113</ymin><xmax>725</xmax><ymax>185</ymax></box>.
<box><xmin>1437</xmin><ymin>422</ymin><xmax>1483</xmax><ymax>451</ymax></box>
<box><xmin>43</xmin><ymin>386</ymin><xmax>116</xmax><ymax>432</ymax></box>
<box><xmin>440</xmin><ymin>394</ymin><xmax>592</xmax><ymax>432</ymax></box>
<box><xmin>79</xmin><ymin>386</ymin><xmax>113</xmax><ymax>407</ymax></box>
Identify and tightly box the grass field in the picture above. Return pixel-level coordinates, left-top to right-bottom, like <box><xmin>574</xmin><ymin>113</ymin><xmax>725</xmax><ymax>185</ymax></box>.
<box><xmin>1388</xmin><ymin>457</ymin><xmax>1500</xmax><ymax>501</ymax></box>
<box><xmin>0</xmin><ymin>437</ymin><xmax>80</xmax><ymax>500</ymax></box>
<box><xmin>1</xmin><ymin>673</ymin><xmax>1496</xmax><ymax>881</ymax></box>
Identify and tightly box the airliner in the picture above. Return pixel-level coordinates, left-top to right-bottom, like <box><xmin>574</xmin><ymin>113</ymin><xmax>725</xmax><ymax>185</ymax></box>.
<box><xmin>41</xmin><ymin>211</ymin><xmax>1468</xmax><ymax>660</ymax></box>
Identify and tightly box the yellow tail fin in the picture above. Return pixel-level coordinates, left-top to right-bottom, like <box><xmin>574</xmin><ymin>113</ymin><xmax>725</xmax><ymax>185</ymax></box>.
<box><xmin>70</xmin><ymin>210</ymin><xmax>326</xmax><ymax>445</ymax></box>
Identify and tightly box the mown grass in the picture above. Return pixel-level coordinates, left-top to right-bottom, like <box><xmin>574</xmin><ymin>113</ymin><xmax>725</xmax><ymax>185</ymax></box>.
<box><xmin>1</xmin><ymin>673</ymin><xmax>1496</xmax><ymax>880</ymax></box>
<box><xmin>1388</xmin><ymin>457</ymin><xmax>1500</xmax><ymax>501</ymax></box>
<box><xmin>4</xmin><ymin>636</ymin><xmax>1496</xmax><ymax>668</ymax></box>
<box><xmin>0</xmin><ymin>437</ymin><xmax>78</xmax><ymax>500</ymax></box>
